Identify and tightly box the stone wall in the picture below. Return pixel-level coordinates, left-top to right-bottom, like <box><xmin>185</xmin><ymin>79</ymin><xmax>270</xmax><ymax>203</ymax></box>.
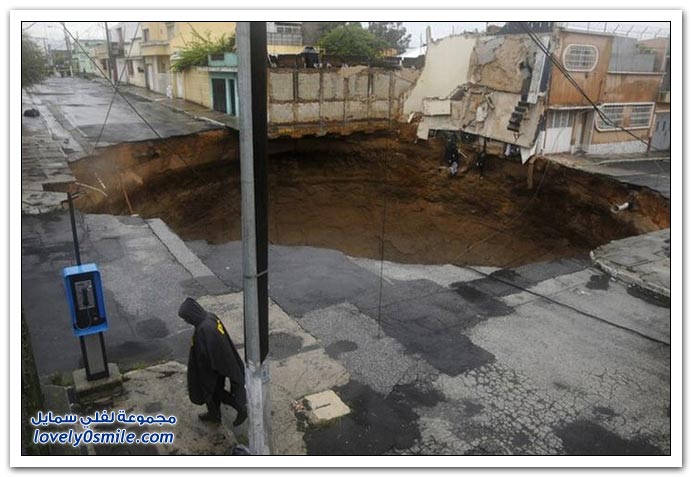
<box><xmin>267</xmin><ymin>66</ymin><xmax>420</xmax><ymax>138</ymax></box>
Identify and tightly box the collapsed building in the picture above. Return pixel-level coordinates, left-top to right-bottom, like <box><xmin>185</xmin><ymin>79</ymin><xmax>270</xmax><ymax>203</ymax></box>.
<box><xmin>406</xmin><ymin>21</ymin><xmax>670</xmax><ymax>163</ymax></box>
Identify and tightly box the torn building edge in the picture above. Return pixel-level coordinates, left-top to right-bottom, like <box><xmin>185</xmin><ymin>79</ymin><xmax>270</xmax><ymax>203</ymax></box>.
<box><xmin>404</xmin><ymin>22</ymin><xmax>669</xmax><ymax>163</ymax></box>
<box><xmin>406</xmin><ymin>29</ymin><xmax>551</xmax><ymax>164</ymax></box>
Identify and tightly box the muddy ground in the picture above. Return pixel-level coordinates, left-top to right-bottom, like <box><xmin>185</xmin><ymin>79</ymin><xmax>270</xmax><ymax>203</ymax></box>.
<box><xmin>72</xmin><ymin>132</ymin><xmax>670</xmax><ymax>267</ymax></box>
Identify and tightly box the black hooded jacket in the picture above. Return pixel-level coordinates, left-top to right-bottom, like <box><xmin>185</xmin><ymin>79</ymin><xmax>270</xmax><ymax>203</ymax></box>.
<box><xmin>178</xmin><ymin>298</ymin><xmax>246</xmax><ymax>405</ymax></box>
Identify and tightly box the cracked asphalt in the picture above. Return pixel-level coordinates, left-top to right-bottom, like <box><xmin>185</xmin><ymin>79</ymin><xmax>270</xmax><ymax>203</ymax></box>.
<box><xmin>187</xmin><ymin>240</ymin><xmax>670</xmax><ymax>455</ymax></box>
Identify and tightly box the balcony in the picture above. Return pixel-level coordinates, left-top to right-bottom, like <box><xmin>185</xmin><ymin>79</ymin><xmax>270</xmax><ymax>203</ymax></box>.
<box><xmin>140</xmin><ymin>40</ymin><xmax>170</xmax><ymax>57</ymax></box>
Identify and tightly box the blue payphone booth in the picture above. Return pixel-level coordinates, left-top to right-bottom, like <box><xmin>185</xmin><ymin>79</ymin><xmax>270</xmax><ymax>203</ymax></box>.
<box><xmin>61</xmin><ymin>192</ymin><xmax>111</xmax><ymax>381</ymax></box>
<box><xmin>62</xmin><ymin>263</ymin><xmax>108</xmax><ymax>336</ymax></box>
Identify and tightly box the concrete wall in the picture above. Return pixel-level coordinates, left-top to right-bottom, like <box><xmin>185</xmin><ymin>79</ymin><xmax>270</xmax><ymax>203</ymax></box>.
<box><xmin>127</xmin><ymin>59</ymin><xmax>147</xmax><ymax>88</ymax></box>
<box><xmin>403</xmin><ymin>35</ymin><xmax>476</xmax><ymax>115</ymax></box>
<box><xmin>267</xmin><ymin>66</ymin><xmax>420</xmax><ymax>138</ymax></box>
<box><xmin>417</xmin><ymin>89</ymin><xmax>545</xmax><ymax>149</ymax></box>
<box><xmin>168</xmin><ymin>22</ymin><xmax>236</xmax><ymax>52</ymax></box>
<box><xmin>549</xmin><ymin>31</ymin><xmax>613</xmax><ymax>107</ymax></box>
<box><xmin>182</xmin><ymin>67</ymin><xmax>212</xmax><ymax>109</ymax></box>
<box><xmin>601</xmin><ymin>73</ymin><xmax>663</xmax><ymax>103</ymax></box>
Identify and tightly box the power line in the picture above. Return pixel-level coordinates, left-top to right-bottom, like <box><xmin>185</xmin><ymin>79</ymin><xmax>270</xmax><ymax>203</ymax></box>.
<box><xmin>60</xmin><ymin>23</ymin><xmax>206</xmax><ymax>181</ymax></box>
<box><xmin>90</xmin><ymin>22</ymin><xmax>141</xmax><ymax>155</ymax></box>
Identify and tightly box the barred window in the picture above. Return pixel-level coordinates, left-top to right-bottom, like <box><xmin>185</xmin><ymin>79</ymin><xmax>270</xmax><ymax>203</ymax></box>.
<box><xmin>549</xmin><ymin>110</ymin><xmax>572</xmax><ymax>129</ymax></box>
<box><xmin>563</xmin><ymin>44</ymin><xmax>598</xmax><ymax>72</ymax></box>
<box><xmin>275</xmin><ymin>23</ymin><xmax>301</xmax><ymax>35</ymax></box>
<box><xmin>629</xmin><ymin>104</ymin><xmax>654</xmax><ymax>128</ymax></box>
<box><xmin>596</xmin><ymin>105</ymin><xmax>625</xmax><ymax>130</ymax></box>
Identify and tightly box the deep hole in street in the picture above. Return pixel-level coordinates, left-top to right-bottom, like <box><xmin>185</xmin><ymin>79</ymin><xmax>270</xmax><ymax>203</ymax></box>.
<box><xmin>70</xmin><ymin>130</ymin><xmax>670</xmax><ymax>267</ymax></box>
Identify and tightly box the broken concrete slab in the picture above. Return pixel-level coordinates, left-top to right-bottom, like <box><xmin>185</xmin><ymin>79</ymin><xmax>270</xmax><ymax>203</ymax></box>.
<box><xmin>591</xmin><ymin>229</ymin><xmax>671</xmax><ymax>299</ymax></box>
<box><xmin>303</xmin><ymin>390</ymin><xmax>350</xmax><ymax>426</ymax></box>
<box><xmin>72</xmin><ymin>363</ymin><xmax>123</xmax><ymax>404</ymax></box>
<box><xmin>106</xmin><ymin>361</ymin><xmax>236</xmax><ymax>456</ymax></box>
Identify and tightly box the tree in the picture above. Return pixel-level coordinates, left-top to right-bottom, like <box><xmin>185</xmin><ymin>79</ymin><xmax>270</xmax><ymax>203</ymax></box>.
<box><xmin>317</xmin><ymin>24</ymin><xmax>388</xmax><ymax>59</ymax></box>
<box><xmin>171</xmin><ymin>28</ymin><xmax>235</xmax><ymax>72</ymax></box>
<box><xmin>367</xmin><ymin>22</ymin><xmax>411</xmax><ymax>55</ymax></box>
<box><xmin>21</xmin><ymin>34</ymin><xmax>48</xmax><ymax>88</ymax></box>
<box><xmin>301</xmin><ymin>22</ymin><xmax>347</xmax><ymax>46</ymax></box>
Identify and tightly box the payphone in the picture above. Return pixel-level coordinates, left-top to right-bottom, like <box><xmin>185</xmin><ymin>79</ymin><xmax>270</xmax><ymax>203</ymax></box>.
<box><xmin>62</xmin><ymin>263</ymin><xmax>108</xmax><ymax>336</ymax></box>
<box><xmin>61</xmin><ymin>192</ymin><xmax>110</xmax><ymax>381</ymax></box>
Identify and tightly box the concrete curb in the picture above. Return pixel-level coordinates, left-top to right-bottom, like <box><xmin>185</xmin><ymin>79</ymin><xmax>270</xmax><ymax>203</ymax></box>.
<box><xmin>120</xmin><ymin>85</ymin><xmax>230</xmax><ymax>130</ymax></box>
<box><xmin>590</xmin><ymin>250</ymin><xmax>671</xmax><ymax>299</ymax></box>
<box><xmin>145</xmin><ymin>218</ymin><xmax>229</xmax><ymax>295</ymax></box>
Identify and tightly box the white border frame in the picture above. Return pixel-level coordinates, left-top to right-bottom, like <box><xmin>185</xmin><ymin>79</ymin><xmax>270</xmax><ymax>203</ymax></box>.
<box><xmin>9</xmin><ymin>8</ymin><xmax>682</xmax><ymax>469</ymax></box>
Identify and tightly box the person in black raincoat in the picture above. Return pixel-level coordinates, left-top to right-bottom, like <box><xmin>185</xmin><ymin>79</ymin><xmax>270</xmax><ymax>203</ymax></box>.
<box><xmin>444</xmin><ymin>136</ymin><xmax>460</xmax><ymax>177</ymax></box>
<box><xmin>178</xmin><ymin>297</ymin><xmax>247</xmax><ymax>425</ymax></box>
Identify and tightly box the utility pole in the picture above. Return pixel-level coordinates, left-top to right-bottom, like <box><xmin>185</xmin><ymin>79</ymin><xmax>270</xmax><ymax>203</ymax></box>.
<box><xmin>236</xmin><ymin>21</ymin><xmax>272</xmax><ymax>455</ymax></box>
<box><xmin>60</xmin><ymin>22</ymin><xmax>74</xmax><ymax>76</ymax></box>
<box><xmin>104</xmin><ymin>22</ymin><xmax>117</xmax><ymax>83</ymax></box>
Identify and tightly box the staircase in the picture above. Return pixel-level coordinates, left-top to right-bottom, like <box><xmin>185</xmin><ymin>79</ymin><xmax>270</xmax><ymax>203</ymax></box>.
<box><xmin>507</xmin><ymin>100</ymin><xmax>530</xmax><ymax>133</ymax></box>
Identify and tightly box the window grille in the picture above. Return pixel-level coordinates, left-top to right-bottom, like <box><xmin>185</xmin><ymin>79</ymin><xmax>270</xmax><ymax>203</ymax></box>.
<box><xmin>564</xmin><ymin>44</ymin><xmax>598</xmax><ymax>72</ymax></box>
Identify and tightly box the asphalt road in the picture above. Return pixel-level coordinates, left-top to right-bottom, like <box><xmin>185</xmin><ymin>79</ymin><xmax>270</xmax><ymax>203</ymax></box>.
<box><xmin>29</xmin><ymin>76</ymin><xmax>219</xmax><ymax>153</ymax></box>
<box><xmin>188</xmin><ymin>239</ymin><xmax>671</xmax><ymax>456</ymax></box>
<box><xmin>21</xmin><ymin>204</ymin><xmax>671</xmax><ymax>455</ymax></box>
<box><xmin>570</xmin><ymin>157</ymin><xmax>671</xmax><ymax>200</ymax></box>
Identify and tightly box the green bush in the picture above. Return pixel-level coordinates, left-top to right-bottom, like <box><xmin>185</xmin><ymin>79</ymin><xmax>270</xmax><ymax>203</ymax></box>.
<box><xmin>171</xmin><ymin>28</ymin><xmax>235</xmax><ymax>72</ymax></box>
<box><xmin>318</xmin><ymin>24</ymin><xmax>388</xmax><ymax>59</ymax></box>
<box><xmin>21</xmin><ymin>34</ymin><xmax>48</xmax><ymax>88</ymax></box>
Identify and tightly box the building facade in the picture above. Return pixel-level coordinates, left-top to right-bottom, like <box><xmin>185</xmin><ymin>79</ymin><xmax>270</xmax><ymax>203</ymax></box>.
<box><xmin>543</xmin><ymin>29</ymin><xmax>667</xmax><ymax>155</ymax></box>
<box><xmin>409</xmin><ymin>22</ymin><xmax>670</xmax><ymax>159</ymax></box>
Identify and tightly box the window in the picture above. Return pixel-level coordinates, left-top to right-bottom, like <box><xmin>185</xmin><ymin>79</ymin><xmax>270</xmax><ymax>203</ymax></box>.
<box><xmin>596</xmin><ymin>105</ymin><xmax>624</xmax><ymax>130</ymax></box>
<box><xmin>158</xmin><ymin>57</ymin><xmax>168</xmax><ymax>72</ymax></box>
<box><xmin>142</xmin><ymin>29</ymin><xmax>150</xmax><ymax>42</ymax></box>
<box><xmin>126</xmin><ymin>60</ymin><xmax>134</xmax><ymax>75</ymax></box>
<box><xmin>563</xmin><ymin>44</ymin><xmax>598</xmax><ymax>72</ymax></box>
<box><xmin>275</xmin><ymin>22</ymin><xmax>301</xmax><ymax>35</ymax></box>
<box><xmin>629</xmin><ymin>104</ymin><xmax>654</xmax><ymax>129</ymax></box>
<box><xmin>596</xmin><ymin>104</ymin><xmax>654</xmax><ymax>131</ymax></box>
<box><xmin>166</xmin><ymin>23</ymin><xmax>175</xmax><ymax>40</ymax></box>
<box><xmin>549</xmin><ymin>110</ymin><xmax>572</xmax><ymax>129</ymax></box>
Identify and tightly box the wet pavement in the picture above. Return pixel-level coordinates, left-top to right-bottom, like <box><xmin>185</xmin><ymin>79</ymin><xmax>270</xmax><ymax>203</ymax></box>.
<box><xmin>546</xmin><ymin>153</ymin><xmax>671</xmax><ymax>199</ymax></box>
<box><xmin>188</xmin><ymin>240</ymin><xmax>671</xmax><ymax>455</ymax></box>
<box><xmin>591</xmin><ymin>228</ymin><xmax>671</xmax><ymax>300</ymax></box>
<box><xmin>21</xmin><ymin>89</ymin><xmax>76</xmax><ymax>214</ymax></box>
<box><xmin>29</xmin><ymin>77</ymin><xmax>220</xmax><ymax>154</ymax></box>
<box><xmin>21</xmin><ymin>208</ymin><xmax>671</xmax><ymax>455</ymax></box>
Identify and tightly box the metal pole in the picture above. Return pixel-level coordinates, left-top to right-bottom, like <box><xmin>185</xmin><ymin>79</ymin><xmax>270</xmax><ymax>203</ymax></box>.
<box><xmin>104</xmin><ymin>22</ymin><xmax>114</xmax><ymax>82</ymax></box>
<box><xmin>60</xmin><ymin>22</ymin><xmax>74</xmax><ymax>77</ymax></box>
<box><xmin>237</xmin><ymin>21</ymin><xmax>272</xmax><ymax>456</ymax></box>
<box><xmin>67</xmin><ymin>192</ymin><xmax>81</xmax><ymax>266</ymax></box>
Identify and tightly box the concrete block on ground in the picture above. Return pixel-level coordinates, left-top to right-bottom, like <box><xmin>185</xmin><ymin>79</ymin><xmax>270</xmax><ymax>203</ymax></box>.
<box><xmin>590</xmin><ymin>229</ymin><xmax>671</xmax><ymax>298</ymax></box>
<box><xmin>72</xmin><ymin>363</ymin><xmax>123</xmax><ymax>404</ymax></box>
<box><xmin>303</xmin><ymin>390</ymin><xmax>350</xmax><ymax>426</ymax></box>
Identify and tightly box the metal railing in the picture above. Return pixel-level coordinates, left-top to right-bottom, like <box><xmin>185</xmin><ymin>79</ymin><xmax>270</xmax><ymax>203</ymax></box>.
<box><xmin>558</xmin><ymin>22</ymin><xmax>670</xmax><ymax>40</ymax></box>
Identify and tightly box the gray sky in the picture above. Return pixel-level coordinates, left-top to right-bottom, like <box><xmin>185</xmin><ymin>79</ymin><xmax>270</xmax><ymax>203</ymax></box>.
<box><xmin>24</xmin><ymin>20</ymin><xmax>671</xmax><ymax>50</ymax></box>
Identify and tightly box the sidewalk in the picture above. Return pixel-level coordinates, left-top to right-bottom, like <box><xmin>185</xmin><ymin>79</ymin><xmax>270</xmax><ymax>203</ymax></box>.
<box><xmin>115</xmin><ymin>81</ymin><xmax>239</xmax><ymax>131</ymax></box>
<box><xmin>590</xmin><ymin>228</ymin><xmax>671</xmax><ymax>299</ymax></box>
<box><xmin>21</xmin><ymin>89</ymin><xmax>77</xmax><ymax>215</ymax></box>
<box><xmin>544</xmin><ymin>152</ymin><xmax>671</xmax><ymax>199</ymax></box>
